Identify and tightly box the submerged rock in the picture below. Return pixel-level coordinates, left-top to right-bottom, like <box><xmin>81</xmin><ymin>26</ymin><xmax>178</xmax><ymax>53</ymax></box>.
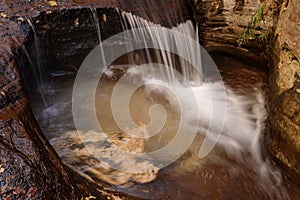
<box><xmin>50</xmin><ymin>126</ymin><xmax>159</xmax><ymax>187</ymax></box>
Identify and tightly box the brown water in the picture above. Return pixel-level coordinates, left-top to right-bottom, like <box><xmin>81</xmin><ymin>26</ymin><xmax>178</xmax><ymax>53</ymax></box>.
<box><xmin>29</xmin><ymin>55</ymin><xmax>300</xmax><ymax>199</ymax></box>
<box><xmin>25</xmin><ymin>6</ymin><xmax>298</xmax><ymax>200</ymax></box>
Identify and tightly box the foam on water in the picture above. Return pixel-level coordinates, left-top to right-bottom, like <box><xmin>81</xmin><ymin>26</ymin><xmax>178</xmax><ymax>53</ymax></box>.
<box><xmin>114</xmin><ymin>64</ymin><xmax>288</xmax><ymax>198</ymax></box>
<box><xmin>124</xmin><ymin>65</ymin><xmax>268</xmax><ymax>170</ymax></box>
<box><xmin>117</xmin><ymin>11</ymin><xmax>280</xmax><ymax>184</ymax></box>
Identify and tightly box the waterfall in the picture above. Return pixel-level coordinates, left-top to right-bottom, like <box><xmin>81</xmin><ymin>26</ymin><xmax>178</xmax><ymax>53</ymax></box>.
<box><xmin>116</xmin><ymin>10</ymin><xmax>265</xmax><ymax>164</ymax></box>
<box><xmin>99</xmin><ymin>11</ymin><xmax>287</xmax><ymax>198</ymax></box>
<box><xmin>119</xmin><ymin>10</ymin><xmax>203</xmax><ymax>84</ymax></box>
<box><xmin>14</xmin><ymin>18</ymin><xmax>48</xmax><ymax>108</ymax></box>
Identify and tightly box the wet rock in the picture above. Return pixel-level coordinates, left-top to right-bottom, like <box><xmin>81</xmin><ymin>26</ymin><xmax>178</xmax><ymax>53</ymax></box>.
<box><xmin>0</xmin><ymin>107</ymin><xmax>77</xmax><ymax>199</ymax></box>
<box><xmin>0</xmin><ymin>18</ymin><xmax>80</xmax><ymax>198</ymax></box>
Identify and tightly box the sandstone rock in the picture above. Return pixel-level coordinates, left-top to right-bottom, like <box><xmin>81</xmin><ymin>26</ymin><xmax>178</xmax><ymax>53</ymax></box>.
<box><xmin>267</xmin><ymin>0</ymin><xmax>300</xmax><ymax>177</ymax></box>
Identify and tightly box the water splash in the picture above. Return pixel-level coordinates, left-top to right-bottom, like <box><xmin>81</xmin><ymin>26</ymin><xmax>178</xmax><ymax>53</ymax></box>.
<box><xmin>118</xmin><ymin>11</ymin><xmax>266</xmax><ymax>165</ymax></box>
<box><xmin>112</xmin><ymin>11</ymin><xmax>288</xmax><ymax>198</ymax></box>
<box><xmin>114</xmin><ymin>64</ymin><xmax>289</xmax><ymax>199</ymax></box>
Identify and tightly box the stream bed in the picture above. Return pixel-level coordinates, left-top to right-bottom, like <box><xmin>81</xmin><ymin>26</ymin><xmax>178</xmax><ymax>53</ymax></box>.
<box><xmin>29</xmin><ymin>52</ymin><xmax>299</xmax><ymax>200</ymax></box>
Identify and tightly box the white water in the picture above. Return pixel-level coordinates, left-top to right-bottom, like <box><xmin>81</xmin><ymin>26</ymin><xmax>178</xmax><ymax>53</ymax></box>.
<box><xmin>106</xmin><ymin>64</ymin><xmax>280</xmax><ymax>185</ymax></box>
<box><xmin>118</xmin><ymin>10</ymin><xmax>280</xmax><ymax>183</ymax></box>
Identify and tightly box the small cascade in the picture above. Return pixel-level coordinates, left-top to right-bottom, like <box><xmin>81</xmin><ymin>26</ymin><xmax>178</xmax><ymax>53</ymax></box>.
<box><xmin>118</xmin><ymin>10</ymin><xmax>265</xmax><ymax>161</ymax></box>
<box><xmin>27</xmin><ymin>18</ymin><xmax>44</xmax><ymax>84</ymax></box>
<box><xmin>119</xmin><ymin>10</ymin><xmax>203</xmax><ymax>84</ymax></box>
<box><xmin>20</xmin><ymin>44</ymin><xmax>48</xmax><ymax>107</ymax></box>
<box><xmin>89</xmin><ymin>8</ymin><xmax>102</xmax><ymax>44</ymax></box>
<box><xmin>89</xmin><ymin>8</ymin><xmax>107</xmax><ymax>71</ymax></box>
<box><xmin>26</xmin><ymin>17</ymin><xmax>48</xmax><ymax>107</ymax></box>
<box><xmin>104</xmin><ymin>12</ymin><xmax>289</xmax><ymax>199</ymax></box>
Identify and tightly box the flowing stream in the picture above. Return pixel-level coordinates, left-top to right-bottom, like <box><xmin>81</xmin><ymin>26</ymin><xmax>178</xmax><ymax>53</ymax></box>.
<box><xmin>28</xmin><ymin>9</ymin><xmax>294</xmax><ymax>200</ymax></box>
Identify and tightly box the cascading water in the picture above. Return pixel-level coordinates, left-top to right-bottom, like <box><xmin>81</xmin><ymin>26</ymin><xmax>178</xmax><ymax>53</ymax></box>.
<box><xmin>90</xmin><ymin>8</ymin><xmax>102</xmax><ymax>43</ymax></box>
<box><xmin>27</xmin><ymin>17</ymin><xmax>44</xmax><ymax>83</ymax></box>
<box><xmin>30</xmin><ymin>8</ymin><xmax>291</xmax><ymax>200</ymax></box>
<box><xmin>25</xmin><ymin>18</ymin><xmax>47</xmax><ymax>107</ymax></box>
<box><xmin>106</xmin><ymin>11</ymin><xmax>287</xmax><ymax>197</ymax></box>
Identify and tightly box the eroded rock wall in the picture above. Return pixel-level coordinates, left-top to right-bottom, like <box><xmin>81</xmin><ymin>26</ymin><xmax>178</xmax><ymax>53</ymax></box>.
<box><xmin>193</xmin><ymin>0</ymin><xmax>273</xmax><ymax>49</ymax></box>
<box><xmin>193</xmin><ymin>0</ymin><xmax>300</xmax><ymax>177</ymax></box>
<box><xmin>267</xmin><ymin>0</ymin><xmax>300</xmax><ymax>176</ymax></box>
<box><xmin>0</xmin><ymin>18</ymin><xmax>77</xmax><ymax>199</ymax></box>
